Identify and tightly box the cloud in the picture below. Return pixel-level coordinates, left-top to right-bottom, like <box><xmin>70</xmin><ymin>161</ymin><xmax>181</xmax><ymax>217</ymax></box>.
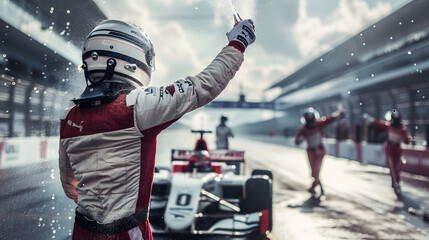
<box><xmin>209</xmin><ymin>0</ymin><xmax>258</xmax><ymax>27</ymax></box>
<box><xmin>95</xmin><ymin>0</ymin><xmax>206</xmax><ymax>87</ymax></box>
<box><xmin>93</xmin><ymin>0</ymin><xmax>396</xmax><ymax>102</ymax></box>
<box><xmin>94</xmin><ymin>0</ymin><xmax>283</xmax><ymax>101</ymax></box>
<box><xmin>155</xmin><ymin>0</ymin><xmax>201</xmax><ymax>7</ymax></box>
<box><xmin>292</xmin><ymin>0</ymin><xmax>392</xmax><ymax>58</ymax></box>
<box><xmin>217</xmin><ymin>45</ymin><xmax>297</xmax><ymax>101</ymax></box>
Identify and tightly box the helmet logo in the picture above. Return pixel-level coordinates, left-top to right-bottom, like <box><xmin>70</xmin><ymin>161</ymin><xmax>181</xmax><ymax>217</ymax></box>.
<box><xmin>104</xmin><ymin>58</ymin><xmax>117</xmax><ymax>81</ymax></box>
<box><xmin>91</xmin><ymin>51</ymin><xmax>98</xmax><ymax>61</ymax></box>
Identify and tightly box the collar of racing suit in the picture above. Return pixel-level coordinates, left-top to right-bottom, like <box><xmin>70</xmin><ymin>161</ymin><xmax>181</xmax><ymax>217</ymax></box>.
<box><xmin>73</xmin><ymin>82</ymin><xmax>135</xmax><ymax>107</ymax></box>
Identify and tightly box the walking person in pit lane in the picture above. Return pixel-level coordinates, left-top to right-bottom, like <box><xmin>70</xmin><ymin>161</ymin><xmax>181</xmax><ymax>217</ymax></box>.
<box><xmin>59</xmin><ymin>18</ymin><xmax>256</xmax><ymax>240</ymax></box>
<box><xmin>216</xmin><ymin>114</ymin><xmax>234</xmax><ymax>150</ymax></box>
<box><xmin>364</xmin><ymin>109</ymin><xmax>411</xmax><ymax>196</ymax></box>
<box><xmin>295</xmin><ymin>107</ymin><xmax>346</xmax><ymax>197</ymax></box>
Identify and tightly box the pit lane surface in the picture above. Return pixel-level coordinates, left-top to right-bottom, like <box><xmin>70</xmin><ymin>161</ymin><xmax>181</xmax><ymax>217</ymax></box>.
<box><xmin>0</xmin><ymin>129</ymin><xmax>428</xmax><ymax>239</ymax></box>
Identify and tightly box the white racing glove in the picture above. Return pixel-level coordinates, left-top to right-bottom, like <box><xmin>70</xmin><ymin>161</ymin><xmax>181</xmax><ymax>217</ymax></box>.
<box><xmin>227</xmin><ymin>19</ymin><xmax>256</xmax><ymax>53</ymax></box>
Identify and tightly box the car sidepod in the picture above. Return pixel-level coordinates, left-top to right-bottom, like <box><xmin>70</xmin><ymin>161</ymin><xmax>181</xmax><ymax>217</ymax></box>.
<box><xmin>241</xmin><ymin>175</ymin><xmax>273</xmax><ymax>234</ymax></box>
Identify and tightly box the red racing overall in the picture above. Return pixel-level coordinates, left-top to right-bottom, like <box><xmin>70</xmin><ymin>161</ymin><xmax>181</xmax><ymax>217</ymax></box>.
<box><xmin>295</xmin><ymin>115</ymin><xmax>338</xmax><ymax>193</ymax></box>
<box><xmin>371</xmin><ymin>120</ymin><xmax>410</xmax><ymax>189</ymax></box>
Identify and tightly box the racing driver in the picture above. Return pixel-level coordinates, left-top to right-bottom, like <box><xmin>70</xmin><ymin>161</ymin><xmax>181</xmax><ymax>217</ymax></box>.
<box><xmin>295</xmin><ymin>107</ymin><xmax>346</xmax><ymax>197</ymax></box>
<box><xmin>59</xmin><ymin>19</ymin><xmax>256</xmax><ymax>240</ymax></box>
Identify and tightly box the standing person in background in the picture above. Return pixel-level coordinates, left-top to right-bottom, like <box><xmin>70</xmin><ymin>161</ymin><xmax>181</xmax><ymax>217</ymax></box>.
<box><xmin>216</xmin><ymin>114</ymin><xmax>234</xmax><ymax>149</ymax></box>
<box><xmin>59</xmin><ymin>18</ymin><xmax>256</xmax><ymax>240</ymax></box>
<box><xmin>295</xmin><ymin>107</ymin><xmax>346</xmax><ymax>197</ymax></box>
<box><xmin>364</xmin><ymin>109</ymin><xmax>411</xmax><ymax>196</ymax></box>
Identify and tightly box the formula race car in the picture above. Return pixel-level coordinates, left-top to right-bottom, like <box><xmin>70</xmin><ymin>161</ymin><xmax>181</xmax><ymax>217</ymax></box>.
<box><xmin>150</xmin><ymin>130</ymin><xmax>273</xmax><ymax>237</ymax></box>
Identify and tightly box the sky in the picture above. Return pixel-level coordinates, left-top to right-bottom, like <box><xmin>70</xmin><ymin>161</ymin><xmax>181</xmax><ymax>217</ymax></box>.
<box><xmin>93</xmin><ymin>0</ymin><xmax>412</xmax><ymax>102</ymax></box>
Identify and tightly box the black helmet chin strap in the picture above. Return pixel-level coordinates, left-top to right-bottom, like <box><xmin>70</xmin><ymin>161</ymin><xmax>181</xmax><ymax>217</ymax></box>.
<box><xmin>82</xmin><ymin>62</ymin><xmax>89</xmax><ymax>83</ymax></box>
<box><xmin>82</xmin><ymin>58</ymin><xmax>117</xmax><ymax>87</ymax></box>
<box><xmin>74</xmin><ymin>58</ymin><xmax>129</xmax><ymax>107</ymax></box>
<box><xmin>104</xmin><ymin>58</ymin><xmax>117</xmax><ymax>81</ymax></box>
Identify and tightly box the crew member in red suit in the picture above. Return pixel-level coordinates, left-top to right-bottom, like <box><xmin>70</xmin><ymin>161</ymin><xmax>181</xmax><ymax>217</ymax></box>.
<box><xmin>295</xmin><ymin>108</ymin><xmax>346</xmax><ymax>196</ymax></box>
<box><xmin>364</xmin><ymin>110</ymin><xmax>411</xmax><ymax>195</ymax></box>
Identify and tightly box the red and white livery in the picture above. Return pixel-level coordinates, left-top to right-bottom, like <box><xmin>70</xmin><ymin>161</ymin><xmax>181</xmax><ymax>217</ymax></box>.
<box><xmin>59</xmin><ymin>18</ymin><xmax>257</xmax><ymax>240</ymax></box>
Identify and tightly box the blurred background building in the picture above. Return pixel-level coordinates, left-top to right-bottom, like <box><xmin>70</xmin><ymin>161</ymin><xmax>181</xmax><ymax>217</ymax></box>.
<box><xmin>0</xmin><ymin>0</ymin><xmax>428</xmax><ymax>149</ymax></box>
<box><xmin>0</xmin><ymin>0</ymin><xmax>105</xmax><ymax>137</ymax></box>
<box><xmin>238</xmin><ymin>0</ymin><xmax>429</xmax><ymax>147</ymax></box>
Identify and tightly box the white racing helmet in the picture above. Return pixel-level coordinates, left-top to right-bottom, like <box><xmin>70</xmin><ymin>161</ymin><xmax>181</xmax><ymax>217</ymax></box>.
<box><xmin>386</xmin><ymin>109</ymin><xmax>403</xmax><ymax>127</ymax></box>
<box><xmin>74</xmin><ymin>20</ymin><xmax>155</xmax><ymax>106</ymax></box>
<box><xmin>300</xmin><ymin>107</ymin><xmax>320</xmax><ymax>128</ymax></box>
<box><xmin>82</xmin><ymin>19</ymin><xmax>155</xmax><ymax>87</ymax></box>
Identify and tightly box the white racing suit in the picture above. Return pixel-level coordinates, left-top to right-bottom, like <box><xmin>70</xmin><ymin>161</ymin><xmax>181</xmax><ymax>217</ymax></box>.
<box><xmin>59</xmin><ymin>45</ymin><xmax>244</xmax><ymax>240</ymax></box>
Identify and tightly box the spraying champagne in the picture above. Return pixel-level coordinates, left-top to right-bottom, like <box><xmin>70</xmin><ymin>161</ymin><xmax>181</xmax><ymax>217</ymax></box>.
<box><xmin>225</xmin><ymin>0</ymin><xmax>256</xmax><ymax>52</ymax></box>
<box><xmin>228</xmin><ymin>0</ymin><xmax>242</xmax><ymax>25</ymax></box>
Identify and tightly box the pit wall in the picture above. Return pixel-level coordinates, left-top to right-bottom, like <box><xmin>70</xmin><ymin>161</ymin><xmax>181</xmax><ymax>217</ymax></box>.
<box><xmin>0</xmin><ymin>137</ymin><xmax>59</xmax><ymax>169</ymax></box>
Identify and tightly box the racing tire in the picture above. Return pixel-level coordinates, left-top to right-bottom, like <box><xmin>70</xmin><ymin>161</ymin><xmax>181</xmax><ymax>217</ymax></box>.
<box><xmin>241</xmin><ymin>177</ymin><xmax>273</xmax><ymax>233</ymax></box>
<box><xmin>148</xmin><ymin>208</ymin><xmax>166</xmax><ymax>230</ymax></box>
<box><xmin>252</xmin><ymin>169</ymin><xmax>273</xmax><ymax>181</ymax></box>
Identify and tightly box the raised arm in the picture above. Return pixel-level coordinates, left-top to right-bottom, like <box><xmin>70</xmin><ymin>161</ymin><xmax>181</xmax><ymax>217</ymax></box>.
<box><xmin>130</xmin><ymin>20</ymin><xmax>256</xmax><ymax>136</ymax></box>
<box><xmin>318</xmin><ymin>109</ymin><xmax>346</xmax><ymax>128</ymax></box>
<box><xmin>371</xmin><ymin>119</ymin><xmax>389</xmax><ymax>131</ymax></box>
<box><xmin>363</xmin><ymin>113</ymin><xmax>389</xmax><ymax>131</ymax></box>
<box><xmin>130</xmin><ymin>46</ymin><xmax>243</xmax><ymax>136</ymax></box>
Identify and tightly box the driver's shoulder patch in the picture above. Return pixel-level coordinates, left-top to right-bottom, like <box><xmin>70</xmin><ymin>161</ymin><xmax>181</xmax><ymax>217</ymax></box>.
<box><xmin>166</xmin><ymin>84</ymin><xmax>175</xmax><ymax>96</ymax></box>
